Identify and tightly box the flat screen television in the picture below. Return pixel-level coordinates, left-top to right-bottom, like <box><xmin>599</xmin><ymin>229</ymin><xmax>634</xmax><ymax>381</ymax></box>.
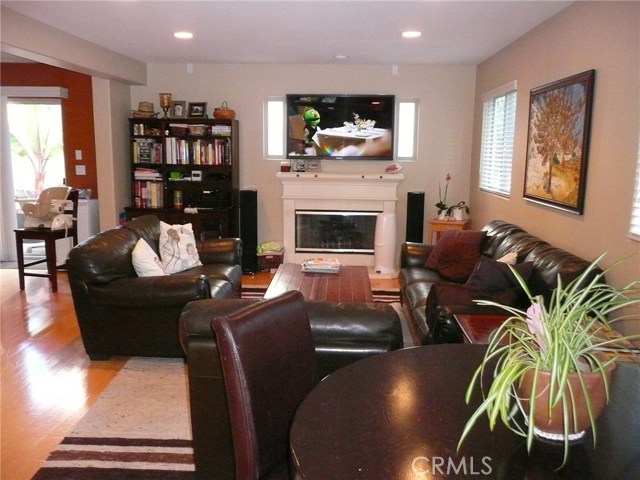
<box><xmin>286</xmin><ymin>94</ymin><xmax>395</xmax><ymax>161</ymax></box>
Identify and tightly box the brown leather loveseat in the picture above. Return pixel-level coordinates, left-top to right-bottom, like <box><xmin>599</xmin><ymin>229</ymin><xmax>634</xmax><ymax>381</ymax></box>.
<box><xmin>67</xmin><ymin>215</ymin><xmax>242</xmax><ymax>359</ymax></box>
<box><xmin>178</xmin><ymin>296</ymin><xmax>403</xmax><ymax>479</ymax></box>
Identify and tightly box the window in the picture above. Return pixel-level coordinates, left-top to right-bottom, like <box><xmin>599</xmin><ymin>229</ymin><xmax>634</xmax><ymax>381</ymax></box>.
<box><xmin>629</xmin><ymin>138</ymin><xmax>640</xmax><ymax>241</ymax></box>
<box><xmin>264</xmin><ymin>97</ymin><xmax>285</xmax><ymax>159</ymax></box>
<box><xmin>479</xmin><ymin>81</ymin><xmax>517</xmax><ymax>196</ymax></box>
<box><xmin>396</xmin><ymin>99</ymin><xmax>419</xmax><ymax>160</ymax></box>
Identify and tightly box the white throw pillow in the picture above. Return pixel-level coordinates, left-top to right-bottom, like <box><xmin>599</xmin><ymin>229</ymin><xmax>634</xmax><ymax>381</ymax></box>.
<box><xmin>132</xmin><ymin>238</ymin><xmax>167</xmax><ymax>277</ymax></box>
<box><xmin>497</xmin><ymin>251</ymin><xmax>518</xmax><ymax>265</ymax></box>
<box><xmin>159</xmin><ymin>221</ymin><xmax>203</xmax><ymax>274</ymax></box>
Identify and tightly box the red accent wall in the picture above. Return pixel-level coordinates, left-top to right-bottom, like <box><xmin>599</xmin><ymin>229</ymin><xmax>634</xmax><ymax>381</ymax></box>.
<box><xmin>1</xmin><ymin>63</ymin><xmax>99</xmax><ymax>198</ymax></box>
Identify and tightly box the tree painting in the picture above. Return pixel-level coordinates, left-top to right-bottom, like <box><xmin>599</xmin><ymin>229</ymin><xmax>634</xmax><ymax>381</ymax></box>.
<box><xmin>9</xmin><ymin>104</ymin><xmax>64</xmax><ymax>196</ymax></box>
<box><xmin>524</xmin><ymin>70</ymin><xmax>594</xmax><ymax>214</ymax></box>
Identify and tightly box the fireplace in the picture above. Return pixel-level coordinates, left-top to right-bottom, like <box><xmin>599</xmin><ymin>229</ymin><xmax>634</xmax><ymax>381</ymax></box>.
<box><xmin>277</xmin><ymin>172</ymin><xmax>404</xmax><ymax>267</ymax></box>
<box><xmin>295</xmin><ymin>210</ymin><xmax>378</xmax><ymax>254</ymax></box>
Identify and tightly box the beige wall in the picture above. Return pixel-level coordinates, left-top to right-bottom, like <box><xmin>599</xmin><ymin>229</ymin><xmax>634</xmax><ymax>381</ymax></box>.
<box><xmin>470</xmin><ymin>1</ymin><xmax>640</xmax><ymax>333</ymax></box>
<box><xmin>131</xmin><ymin>64</ymin><xmax>477</xmax><ymax>257</ymax></box>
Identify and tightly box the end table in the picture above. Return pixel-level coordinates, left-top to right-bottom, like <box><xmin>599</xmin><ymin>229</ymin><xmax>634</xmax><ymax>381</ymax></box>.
<box><xmin>426</xmin><ymin>218</ymin><xmax>471</xmax><ymax>243</ymax></box>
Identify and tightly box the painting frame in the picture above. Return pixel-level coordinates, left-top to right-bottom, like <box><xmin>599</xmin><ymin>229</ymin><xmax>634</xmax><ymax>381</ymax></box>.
<box><xmin>170</xmin><ymin>100</ymin><xmax>186</xmax><ymax>118</ymax></box>
<box><xmin>188</xmin><ymin>102</ymin><xmax>207</xmax><ymax>118</ymax></box>
<box><xmin>523</xmin><ymin>69</ymin><xmax>595</xmax><ymax>215</ymax></box>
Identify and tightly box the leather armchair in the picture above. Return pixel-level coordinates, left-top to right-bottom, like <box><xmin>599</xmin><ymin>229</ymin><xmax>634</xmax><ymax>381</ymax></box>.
<box><xmin>67</xmin><ymin>215</ymin><xmax>242</xmax><ymax>359</ymax></box>
<box><xmin>179</xmin><ymin>297</ymin><xmax>402</xmax><ymax>479</ymax></box>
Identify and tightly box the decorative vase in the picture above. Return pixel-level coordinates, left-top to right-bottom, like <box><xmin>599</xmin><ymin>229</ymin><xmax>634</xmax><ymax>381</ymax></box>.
<box><xmin>517</xmin><ymin>364</ymin><xmax>615</xmax><ymax>443</ymax></box>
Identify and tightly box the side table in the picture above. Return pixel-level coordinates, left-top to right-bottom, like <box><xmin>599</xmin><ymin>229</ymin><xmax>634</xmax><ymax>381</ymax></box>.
<box><xmin>426</xmin><ymin>218</ymin><xmax>471</xmax><ymax>243</ymax></box>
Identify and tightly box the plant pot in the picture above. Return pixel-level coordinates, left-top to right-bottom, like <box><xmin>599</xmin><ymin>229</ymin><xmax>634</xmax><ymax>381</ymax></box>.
<box><xmin>452</xmin><ymin>209</ymin><xmax>467</xmax><ymax>221</ymax></box>
<box><xmin>517</xmin><ymin>364</ymin><xmax>615</xmax><ymax>443</ymax></box>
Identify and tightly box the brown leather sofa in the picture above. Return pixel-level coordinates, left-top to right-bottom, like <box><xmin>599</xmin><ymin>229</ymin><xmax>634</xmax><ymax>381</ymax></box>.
<box><xmin>178</xmin><ymin>297</ymin><xmax>403</xmax><ymax>479</ymax></box>
<box><xmin>67</xmin><ymin>215</ymin><xmax>242</xmax><ymax>359</ymax></box>
<box><xmin>400</xmin><ymin>219</ymin><xmax>603</xmax><ymax>345</ymax></box>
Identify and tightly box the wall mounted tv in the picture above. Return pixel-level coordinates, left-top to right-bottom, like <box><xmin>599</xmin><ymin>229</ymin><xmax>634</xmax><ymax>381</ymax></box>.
<box><xmin>286</xmin><ymin>94</ymin><xmax>395</xmax><ymax>161</ymax></box>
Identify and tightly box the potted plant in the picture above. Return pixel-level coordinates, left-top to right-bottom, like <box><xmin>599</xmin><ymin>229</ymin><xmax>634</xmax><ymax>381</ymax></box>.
<box><xmin>446</xmin><ymin>201</ymin><xmax>470</xmax><ymax>221</ymax></box>
<box><xmin>458</xmin><ymin>253</ymin><xmax>640</xmax><ymax>467</ymax></box>
<box><xmin>435</xmin><ymin>173</ymin><xmax>451</xmax><ymax>219</ymax></box>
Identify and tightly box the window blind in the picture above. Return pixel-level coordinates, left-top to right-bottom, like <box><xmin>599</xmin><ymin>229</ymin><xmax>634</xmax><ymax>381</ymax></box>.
<box><xmin>479</xmin><ymin>82</ymin><xmax>517</xmax><ymax>196</ymax></box>
<box><xmin>629</xmin><ymin>141</ymin><xmax>640</xmax><ymax>241</ymax></box>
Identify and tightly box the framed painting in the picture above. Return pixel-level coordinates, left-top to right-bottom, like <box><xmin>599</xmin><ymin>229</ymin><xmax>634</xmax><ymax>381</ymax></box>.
<box><xmin>523</xmin><ymin>69</ymin><xmax>595</xmax><ymax>215</ymax></box>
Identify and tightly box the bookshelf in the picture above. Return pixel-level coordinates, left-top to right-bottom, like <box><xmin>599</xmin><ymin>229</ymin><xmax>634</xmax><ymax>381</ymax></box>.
<box><xmin>125</xmin><ymin>117</ymin><xmax>239</xmax><ymax>239</ymax></box>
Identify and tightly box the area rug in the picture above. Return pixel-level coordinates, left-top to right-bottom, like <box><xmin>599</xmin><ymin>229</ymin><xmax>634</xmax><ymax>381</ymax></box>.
<box><xmin>241</xmin><ymin>284</ymin><xmax>401</xmax><ymax>303</ymax></box>
<box><xmin>31</xmin><ymin>357</ymin><xmax>195</xmax><ymax>479</ymax></box>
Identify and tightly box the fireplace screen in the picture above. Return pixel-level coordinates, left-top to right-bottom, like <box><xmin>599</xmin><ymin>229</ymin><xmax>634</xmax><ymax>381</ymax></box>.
<box><xmin>295</xmin><ymin>210</ymin><xmax>379</xmax><ymax>254</ymax></box>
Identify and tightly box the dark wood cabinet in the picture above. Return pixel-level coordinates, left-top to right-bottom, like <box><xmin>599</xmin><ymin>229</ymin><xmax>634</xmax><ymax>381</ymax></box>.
<box><xmin>125</xmin><ymin>117</ymin><xmax>239</xmax><ymax>239</ymax></box>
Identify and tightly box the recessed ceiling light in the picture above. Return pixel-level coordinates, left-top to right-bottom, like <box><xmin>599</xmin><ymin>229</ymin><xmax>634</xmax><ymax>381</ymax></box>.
<box><xmin>174</xmin><ymin>32</ymin><xmax>193</xmax><ymax>39</ymax></box>
<box><xmin>334</xmin><ymin>54</ymin><xmax>349</xmax><ymax>60</ymax></box>
<box><xmin>402</xmin><ymin>31</ymin><xmax>422</xmax><ymax>39</ymax></box>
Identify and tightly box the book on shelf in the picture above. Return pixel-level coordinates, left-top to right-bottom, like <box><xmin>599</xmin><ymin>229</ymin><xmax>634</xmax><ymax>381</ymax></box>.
<box><xmin>133</xmin><ymin>139</ymin><xmax>162</xmax><ymax>164</ymax></box>
<box><xmin>301</xmin><ymin>258</ymin><xmax>341</xmax><ymax>273</ymax></box>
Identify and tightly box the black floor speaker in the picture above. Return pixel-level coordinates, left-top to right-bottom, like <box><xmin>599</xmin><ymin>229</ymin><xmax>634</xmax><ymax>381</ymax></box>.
<box><xmin>405</xmin><ymin>191</ymin><xmax>425</xmax><ymax>243</ymax></box>
<box><xmin>240</xmin><ymin>189</ymin><xmax>258</xmax><ymax>273</ymax></box>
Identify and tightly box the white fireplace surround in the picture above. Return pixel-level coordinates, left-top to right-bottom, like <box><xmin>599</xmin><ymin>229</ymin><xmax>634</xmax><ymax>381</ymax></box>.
<box><xmin>277</xmin><ymin>172</ymin><xmax>404</xmax><ymax>267</ymax></box>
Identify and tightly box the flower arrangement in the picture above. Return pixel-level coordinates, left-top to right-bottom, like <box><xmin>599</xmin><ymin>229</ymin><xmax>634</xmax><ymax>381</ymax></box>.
<box><xmin>435</xmin><ymin>173</ymin><xmax>451</xmax><ymax>214</ymax></box>
<box><xmin>458</xmin><ymin>253</ymin><xmax>640</xmax><ymax>467</ymax></box>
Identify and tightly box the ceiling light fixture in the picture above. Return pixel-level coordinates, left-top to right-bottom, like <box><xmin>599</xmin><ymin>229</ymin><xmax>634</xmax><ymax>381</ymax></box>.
<box><xmin>334</xmin><ymin>54</ymin><xmax>349</xmax><ymax>60</ymax></box>
<box><xmin>402</xmin><ymin>31</ymin><xmax>422</xmax><ymax>39</ymax></box>
<box><xmin>174</xmin><ymin>31</ymin><xmax>194</xmax><ymax>39</ymax></box>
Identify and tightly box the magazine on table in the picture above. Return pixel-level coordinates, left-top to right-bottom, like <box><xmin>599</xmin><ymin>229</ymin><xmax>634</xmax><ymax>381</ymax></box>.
<box><xmin>301</xmin><ymin>258</ymin><xmax>341</xmax><ymax>273</ymax></box>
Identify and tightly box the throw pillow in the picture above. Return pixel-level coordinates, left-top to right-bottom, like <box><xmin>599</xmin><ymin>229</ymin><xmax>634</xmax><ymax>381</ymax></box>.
<box><xmin>425</xmin><ymin>229</ymin><xmax>487</xmax><ymax>282</ymax></box>
<box><xmin>431</xmin><ymin>282</ymin><xmax>523</xmax><ymax>308</ymax></box>
<box><xmin>132</xmin><ymin>238</ymin><xmax>167</xmax><ymax>277</ymax></box>
<box><xmin>159</xmin><ymin>221</ymin><xmax>203</xmax><ymax>274</ymax></box>
<box><xmin>466</xmin><ymin>255</ymin><xmax>533</xmax><ymax>291</ymax></box>
<box><xmin>435</xmin><ymin>241</ymin><xmax>482</xmax><ymax>282</ymax></box>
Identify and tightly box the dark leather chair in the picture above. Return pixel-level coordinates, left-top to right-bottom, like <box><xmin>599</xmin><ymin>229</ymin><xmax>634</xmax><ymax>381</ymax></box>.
<box><xmin>211</xmin><ymin>290</ymin><xmax>317</xmax><ymax>480</ymax></box>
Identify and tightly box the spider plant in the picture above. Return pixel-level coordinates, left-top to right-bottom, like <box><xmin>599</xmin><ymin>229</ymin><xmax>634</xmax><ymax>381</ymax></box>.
<box><xmin>457</xmin><ymin>253</ymin><xmax>640</xmax><ymax>467</ymax></box>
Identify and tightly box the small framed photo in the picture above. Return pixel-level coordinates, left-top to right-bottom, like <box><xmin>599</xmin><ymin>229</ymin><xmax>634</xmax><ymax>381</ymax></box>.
<box><xmin>188</xmin><ymin>102</ymin><xmax>207</xmax><ymax>118</ymax></box>
<box><xmin>171</xmin><ymin>101</ymin><xmax>186</xmax><ymax>118</ymax></box>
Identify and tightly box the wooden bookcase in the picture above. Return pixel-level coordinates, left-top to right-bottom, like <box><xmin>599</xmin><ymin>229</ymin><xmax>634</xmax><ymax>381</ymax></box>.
<box><xmin>125</xmin><ymin>117</ymin><xmax>239</xmax><ymax>239</ymax></box>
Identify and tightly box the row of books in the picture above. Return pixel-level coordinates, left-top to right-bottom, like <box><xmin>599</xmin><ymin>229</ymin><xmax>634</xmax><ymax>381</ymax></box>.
<box><xmin>133</xmin><ymin>180</ymin><xmax>164</xmax><ymax>208</ymax></box>
<box><xmin>133</xmin><ymin>139</ymin><xmax>162</xmax><ymax>164</ymax></box>
<box><xmin>165</xmin><ymin>137</ymin><xmax>231</xmax><ymax>165</ymax></box>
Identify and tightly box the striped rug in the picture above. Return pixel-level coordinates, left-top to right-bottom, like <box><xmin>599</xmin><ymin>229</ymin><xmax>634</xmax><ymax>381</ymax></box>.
<box><xmin>241</xmin><ymin>285</ymin><xmax>401</xmax><ymax>303</ymax></box>
<box><xmin>32</xmin><ymin>358</ymin><xmax>195</xmax><ymax>479</ymax></box>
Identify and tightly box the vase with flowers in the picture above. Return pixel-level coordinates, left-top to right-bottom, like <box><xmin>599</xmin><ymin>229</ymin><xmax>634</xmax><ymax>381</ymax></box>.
<box><xmin>435</xmin><ymin>173</ymin><xmax>451</xmax><ymax>219</ymax></box>
<box><xmin>458</xmin><ymin>253</ymin><xmax>640</xmax><ymax>467</ymax></box>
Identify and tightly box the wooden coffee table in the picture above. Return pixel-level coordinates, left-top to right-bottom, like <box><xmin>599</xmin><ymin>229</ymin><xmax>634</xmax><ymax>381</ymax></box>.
<box><xmin>264</xmin><ymin>263</ymin><xmax>373</xmax><ymax>302</ymax></box>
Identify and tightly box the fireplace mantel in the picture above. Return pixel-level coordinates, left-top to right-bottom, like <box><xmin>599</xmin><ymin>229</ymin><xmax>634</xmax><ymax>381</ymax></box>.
<box><xmin>277</xmin><ymin>172</ymin><xmax>404</xmax><ymax>266</ymax></box>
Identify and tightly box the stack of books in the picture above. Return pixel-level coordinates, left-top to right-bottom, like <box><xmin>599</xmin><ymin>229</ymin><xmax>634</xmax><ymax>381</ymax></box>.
<box><xmin>301</xmin><ymin>258</ymin><xmax>341</xmax><ymax>274</ymax></box>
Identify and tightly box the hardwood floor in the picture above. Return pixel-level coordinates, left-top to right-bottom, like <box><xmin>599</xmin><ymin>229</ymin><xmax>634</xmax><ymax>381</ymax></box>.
<box><xmin>0</xmin><ymin>267</ymin><xmax>398</xmax><ymax>479</ymax></box>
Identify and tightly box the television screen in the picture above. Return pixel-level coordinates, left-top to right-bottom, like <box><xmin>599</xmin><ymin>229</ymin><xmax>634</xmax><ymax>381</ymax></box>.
<box><xmin>286</xmin><ymin>94</ymin><xmax>395</xmax><ymax>160</ymax></box>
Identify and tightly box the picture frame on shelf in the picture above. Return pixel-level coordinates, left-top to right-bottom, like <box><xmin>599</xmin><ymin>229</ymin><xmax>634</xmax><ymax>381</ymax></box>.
<box><xmin>523</xmin><ymin>69</ymin><xmax>595</xmax><ymax>215</ymax></box>
<box><xmin>171</xmin><ymin>101</ymin><xmax>186</xmax><ymax>118</ymax></box>
<box><xmin>188</xmin><ymin>102</ymin><xmax>207</xmax><ymax>118</ymax></box>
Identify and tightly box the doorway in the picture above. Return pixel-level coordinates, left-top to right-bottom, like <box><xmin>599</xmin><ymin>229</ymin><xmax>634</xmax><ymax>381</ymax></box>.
<box><xmin>1</xmin><ymin>98</ymin><xmax>66</xmax><ymax>264</ymax></box>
